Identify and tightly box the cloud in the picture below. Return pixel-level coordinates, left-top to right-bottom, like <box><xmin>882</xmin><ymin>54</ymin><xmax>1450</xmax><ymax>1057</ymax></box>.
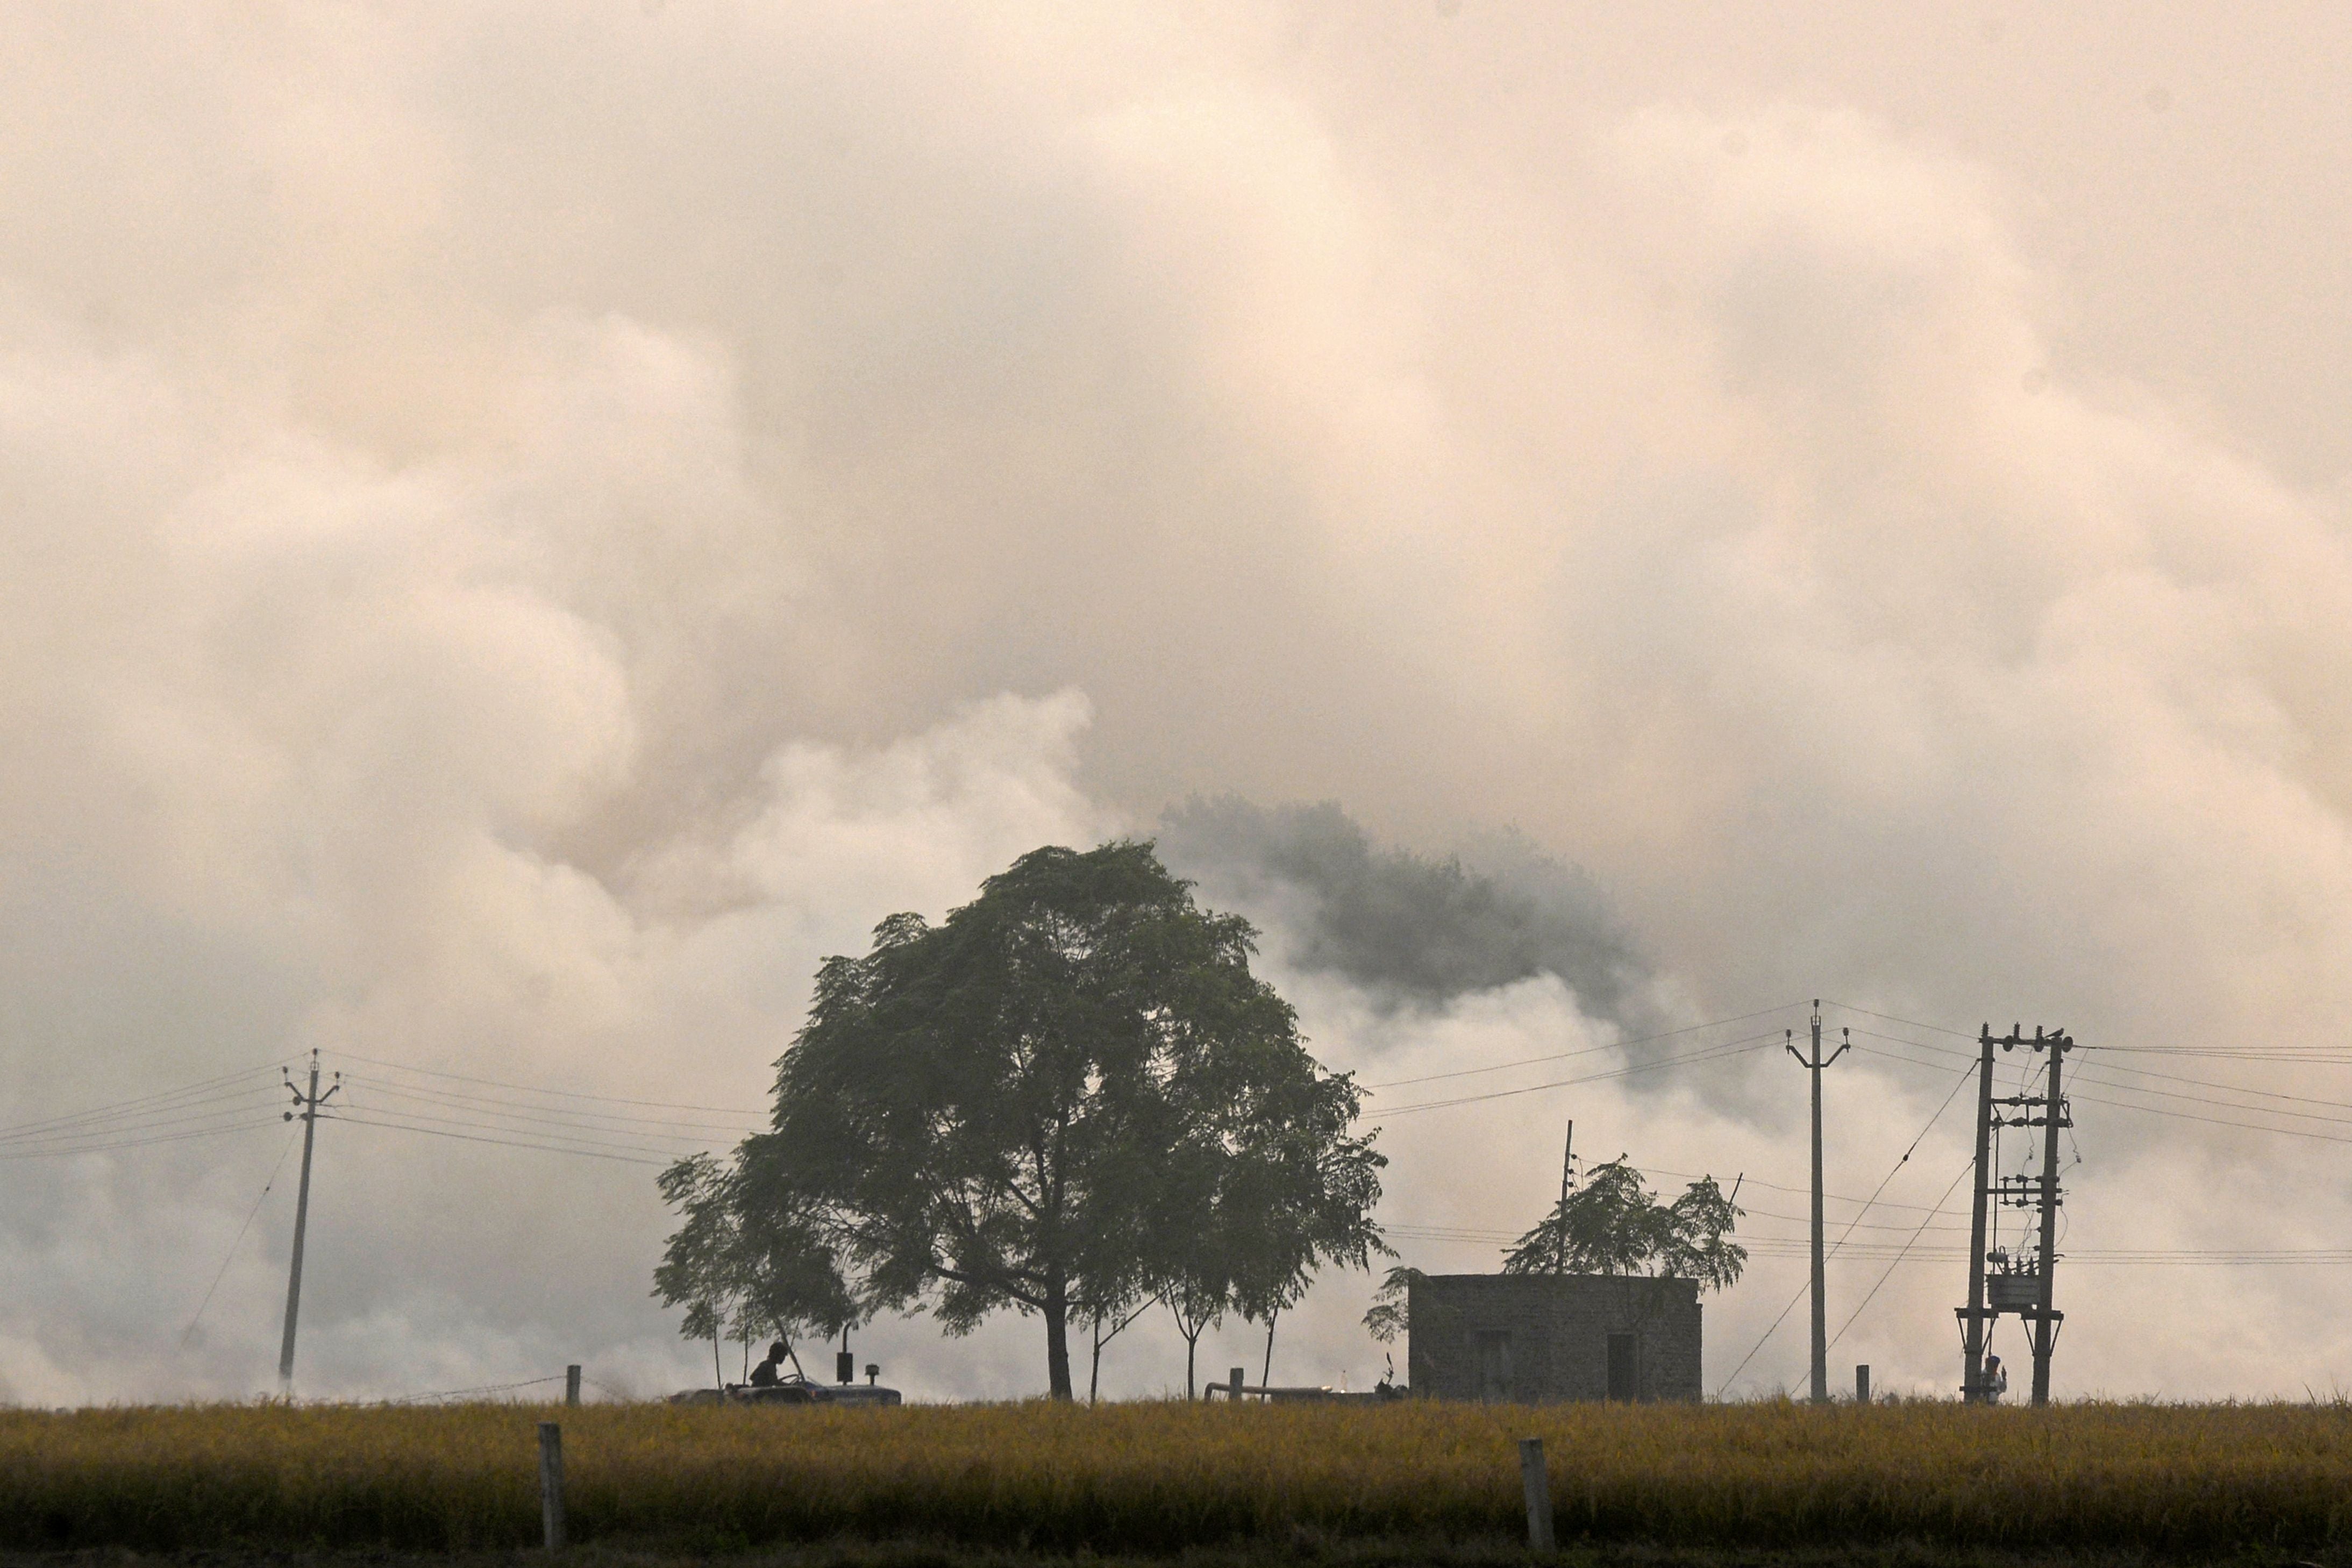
<box><xmin>5</xmin><ymin>4</ymin><xmax>2352</xmax><ymax>1405</ymax></box>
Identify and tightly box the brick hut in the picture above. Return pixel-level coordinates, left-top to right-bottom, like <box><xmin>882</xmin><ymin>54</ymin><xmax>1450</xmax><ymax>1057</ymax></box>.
<box><xmin>1407</xmin><ymin>1273</ymin><xmax>1702</xmax><ymax>1402</ymax></box>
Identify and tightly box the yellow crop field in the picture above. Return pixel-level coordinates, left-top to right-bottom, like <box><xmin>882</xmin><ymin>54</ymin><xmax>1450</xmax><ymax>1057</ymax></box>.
<box><xmin>5</xmin><ymin>1399</ymin><xmax>2352</xmax><ymax>1556</ymax></box>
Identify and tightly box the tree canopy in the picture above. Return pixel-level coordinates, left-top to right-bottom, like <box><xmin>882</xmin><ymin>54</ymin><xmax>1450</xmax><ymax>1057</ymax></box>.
<box><xmin>1499</xmin><ymin>1157</ymin><xmax>1745</xmax><ymax>1291</ymax></box>
<box><xmin>652</xmin><ymin>1150</ymin><xmax>857</xmax><ymax>1386</ymax></box>
<box><xmin>714</xmin><ymin>839</ymin><xmax>1386</xmax><ymax>1398</ymax></box>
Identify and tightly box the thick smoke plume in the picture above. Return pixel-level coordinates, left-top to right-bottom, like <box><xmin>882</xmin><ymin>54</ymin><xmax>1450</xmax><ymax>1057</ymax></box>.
<box><xmin>1157</xmin><ymin>797</ymin><xmax>1645</xmax><ymax>1021</ymax></box>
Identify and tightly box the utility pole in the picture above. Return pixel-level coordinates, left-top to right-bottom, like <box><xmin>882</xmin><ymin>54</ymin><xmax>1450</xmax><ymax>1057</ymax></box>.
<box><xmin>1953</xmin><ymin>1023</ymin><xmax>2072</xmax><ymax>1407</ymax></box>
<box><xmin>1959</xmin><ymin>1025</ymin><xmax>1997</xmax><ymax>1402</ymax></box>
<box><xmin>1552</xmin><ymin>1120</ymin><xmax>1574</xmax><ymax>1273</ymax></box>
<box><xmin>2030</xmin><ymin>1030</ymin><xmax>2069</xmax><ymax>1406</ymax></box>
<box><xmin>1787</xmin><ymin>1001</ymin><xmax>1848</xmax><ymax>1405</ymax></box>
<box><xmin>277</xmin><ymin>1050</ymin><xmax>339</xmax><ymax>1395</ymax></box>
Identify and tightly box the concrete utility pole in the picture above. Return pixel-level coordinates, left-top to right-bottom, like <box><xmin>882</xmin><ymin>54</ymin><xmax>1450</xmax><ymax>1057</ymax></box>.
<box><xmin>1787</xmin><ymin>1002</ymin><xmax>1848</xmax><ymax>1405</ymax></box>
<box><xmin>2030</xmin><ymin>1031</ymin><xmax>2069</xmax><ymax>1406</ymax></box>
<box><xmin>277</xmin><ymin>1050</ymin><xmax>339</xmax><ymax>1395</ymax></box>
<box><xmin>1959</xmin><ymin>1025</ymin><xmax>1998</xmax><ymax>1402</ymax></box>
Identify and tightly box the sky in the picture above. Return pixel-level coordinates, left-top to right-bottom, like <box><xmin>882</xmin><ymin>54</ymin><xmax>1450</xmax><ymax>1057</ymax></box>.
<box><xmin>5</xmin><ymin>1</ymin><xmax>2352</xmax><ymax>1405</ymax></box>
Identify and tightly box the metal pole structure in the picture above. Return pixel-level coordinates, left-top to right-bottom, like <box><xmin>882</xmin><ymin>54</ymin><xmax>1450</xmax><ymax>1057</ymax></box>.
<box><xmin>2030</xmin><ymin>1031</ymin><xmax>2068</xmax><ymax>1406</ymax></box>
<box><xmin>276</xmin><ymin>1050</ymin><xmax>338</xmax><ymax>1394</ymax></box>
<box><xmin>1961</xmin><ymin>1025</ymin><xmax>1996</xmax><ymax>1402</ymax></box>
<box><xmin>1553</xmin><ymin>1120</ymin><xmax>1574</xmax><ymax>1273</ymax></box>
<box><xmin>1788</xmin><ymin>1001</ymin><xmax>1849</xmax><ymax>1405</ymax></box>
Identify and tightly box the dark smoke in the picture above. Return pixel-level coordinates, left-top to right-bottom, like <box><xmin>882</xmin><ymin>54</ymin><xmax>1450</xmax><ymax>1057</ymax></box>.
<box><xmin>1155</xmin><ymin>796</ymin><xmax>1648</xmax><ymax>1023</ymax></box>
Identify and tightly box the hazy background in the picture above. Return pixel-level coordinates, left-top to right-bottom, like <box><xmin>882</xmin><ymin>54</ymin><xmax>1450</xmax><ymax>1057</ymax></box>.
<box><xmin>5</xmin><ymin>1</ymin><xmax>2352</xmax><ymax>1404</ymax></box>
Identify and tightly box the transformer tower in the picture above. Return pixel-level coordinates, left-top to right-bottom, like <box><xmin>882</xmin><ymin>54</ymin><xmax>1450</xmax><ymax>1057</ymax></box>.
<box><xmin>1955</xmin><ymin>1024</ymin><xmax>2072</xmax><ymax>1406</ymax></box>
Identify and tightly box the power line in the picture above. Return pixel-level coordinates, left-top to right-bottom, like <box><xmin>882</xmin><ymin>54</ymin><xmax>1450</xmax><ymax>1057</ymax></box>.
<box><xmin>384</xmin><ymin>1374</ymin><xmax>567</xmax><ymax>1405</ymax></box>
<box><xmin>1713</xmin><ymin>1060</ymin><xmax>1976</xmax><ymax>1398</ymax></box>
<box><xmin>0</xmin><ymin>1117</ymin><xmax>287</xmax><ymax>1160</ymax></box>
<box><xmin>1828</xmin><ymin>1009</ymin><xmax>2352</xmax><ymax>1127</ymax></box>
<box><xmin>1360</xmin><ymin>1002</ymin><xmax>1811</xmax><ymax>1091</ymax></box>
<box><xmin>1375</xmin><ymin>1031</ymin><xmax>1787</xmax><ymax>1116</ymax></box>
<box><xmin>339</xmin><ymin>1075</ymin><xmax>757</xmax><ymax>1140</ymax></box>
<box><xmin>332</xmin><ymin>1050</ymin><xmax>764</xmax><ymax>1116</ymax></box>
<box><xmin>1641</xmin><ymin>1165</ymin><xmax>1966</xmax><ymax>1217</ymax></box>
<box><xmin>0</xmin><ymin>1058</ymin><xmax>297</xmax><ymax>1141</ymax></box>
<box><xmin>1826</xmin><ymin>1153</ymin><xmax>1978</xmax><ymax>1355</ymax></box>
<box><xmin>180</xmin><ymin>1128</ymin><xmax>302</xmax><ymax>1351</ymax></box>
<box><xmin>1817</xmin><ymin>1001</ymin><xmax>1976</xmax><ymax>1039</ymax></box>
<box><xmin>327</xmin><ymin>1113</ymin><xmax>678</xmax><ymax>1167</ymax></box>
<box><xmin>1847</xmin><ymin>1026</ymin><xmax>2352</xmax><ymax>1121</ymax></box>
<box><xmin>1852</xmin><ymin>1037</ymin><xmax>2352</xmax><ymax>1149</ymax></box>
<box><xmin>327</xmin><ymin>1098</ymin><xmax>710</xmax><ymax>1161</ymax></box>
<box><xmin>0</xmin><ymin>1092</ymin><xmax>286</xmax><ymax>1151</ymax></box>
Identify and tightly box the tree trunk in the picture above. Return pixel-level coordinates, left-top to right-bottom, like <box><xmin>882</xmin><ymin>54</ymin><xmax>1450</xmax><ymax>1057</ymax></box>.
<box><xmin>1260</xmin><ymin>1308</ymin><xmax>1279</xmax><ymax>1390</ymax></box>
<box><xmin>711</xmin><ymin>1328</ymin><xmax>723</xmax><ymax>1392</ymax></box>
<box><xmin>1184</xmin><ymin>1328</ymin><xmax>1200</xmax><ymax>1400</ymax></box>
<box><xmin>1043</xmin><ymin>1276</ymin><xmax>1074</xmax><ymax>1400</ymax></box>
<box><xmin>1089</xmin><ymin>1314</ymin><xmax>1104</xmax><ymax>1405</ymax></box>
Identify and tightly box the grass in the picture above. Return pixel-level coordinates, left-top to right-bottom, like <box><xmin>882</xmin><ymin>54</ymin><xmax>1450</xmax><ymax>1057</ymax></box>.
<box><xmin>6</xmin><ymin>1399</ymin><xmax>2352</xmax><ymax>1556</ymax></box>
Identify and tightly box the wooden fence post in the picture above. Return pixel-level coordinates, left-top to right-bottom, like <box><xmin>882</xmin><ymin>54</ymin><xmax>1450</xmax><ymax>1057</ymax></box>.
<box><xmin>565</xmin><ymin>1365</ymin><xmax>582</xmax><ymax>1406</ymax></box>
<box><xmin>538</xmin><ymin>1421</ymin><xmax>566</xmax><ymax>1551</ymax></box>
<box><xmin>1518</xmin><ymin>1437</ymin><xmax>1555</xmax><ymax>1552</ymax></box>
<box><xmin>1855</xmin><ymin>1365</ymin><xmax>1870</xmax><ymax>1405</ymax></box>
<box><xmin>1229</xmin><ymin>1367</ymin><xmax>1246</xmax><ymax>1402</ymax></box>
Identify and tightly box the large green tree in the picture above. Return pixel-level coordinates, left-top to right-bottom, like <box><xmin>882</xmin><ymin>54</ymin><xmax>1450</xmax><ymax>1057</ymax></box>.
<box><xmin>733</xmin><ymin>840</ymin><xmax>1385</xmax><ymax>1399</ymax></box>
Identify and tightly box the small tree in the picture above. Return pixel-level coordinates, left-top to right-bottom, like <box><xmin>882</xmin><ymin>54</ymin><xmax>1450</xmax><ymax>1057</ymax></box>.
<box><xmin>1501</xmin><ymin>1156</ymin><xmax>1745</xmax><ymax>1288</ymax></box>
<box><xmin>652</xmin><ymin>1153</ymin><xmax>740</xmax><ymax>1389</ymax></box>
<box><xmin>656</xmin><ymin>1151</ymin><xmax>856</xmax><ymax>1388</ymax></box>
<box><xmin>1361</xmin><ymin>1264</ymin><xmax>1421</xmax><ymax>1345</ymax></box>
<box><xmin>1362</xmin><ymin>1264</ymin><xmax>1459</xmax><ymax>1391</ymax></box>
<box><xmin>1084</xmin><ymin>1289</ymin><xmax>1153</xmax><ymax>1405</ymax></box>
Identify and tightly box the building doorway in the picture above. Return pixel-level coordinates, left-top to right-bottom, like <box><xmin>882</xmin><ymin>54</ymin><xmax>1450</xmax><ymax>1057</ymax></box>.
<box><xmin>1475</xmin><ymin>1330</ymin><xmax>1514</xmax><ymax>1402</ymax></box>
<box><xmin>1606</xmin><ymin>1334</ymin><xmax>1639</xmax><ymax>1400</ymax></box>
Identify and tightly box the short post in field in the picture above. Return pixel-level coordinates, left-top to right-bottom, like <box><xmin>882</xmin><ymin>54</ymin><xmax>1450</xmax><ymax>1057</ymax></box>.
<box><xmin>1855</xmin><ymin>1364</ymin><xmax>1870</xmax><ymax>1403</ymax></box>
<box><xmin>1518</xmin><ymin>1437</ymin><xmax>1555</xmax><ymax>1552</ymax></box>
<box><xmin>537</xmin><ymin>1422</ymin><xmax>566</xmax><ymax>1551</ymax></box>
<box><xmin>1229</xmin><ymin>1366</ymin><xmax>1246</xmax><ymax>1402</ymax></box>
<box><xmin>565</xmin><ymin>1364</ymin><xmax>582</xmax><ymax>1406</ymax></box>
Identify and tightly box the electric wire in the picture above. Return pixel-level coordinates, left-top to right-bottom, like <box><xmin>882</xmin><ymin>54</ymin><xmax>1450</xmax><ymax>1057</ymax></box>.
<box><xmin>384</xmin><ymin>1374</ymin><xmax>567</xmax><ymax>1405</ymax></box>
<box><xmin>1359</xmin><ymin>1002</ymin><xmax>1811</xmax><ymax>1091</ymax></box>
<box><xmin>332</xmin><ymin>1050</ymin><xmax>764</xmax><ymax>1116</ymax></box>
<box><xmin>1852</xmin><ymin>1037</ymin><xmax>2352</xmax><ymax>1148</ymax></box>
<box><xmin>0</xmin><ymin>1091</ymin><xmax>289</xmax><ymax>1151</ymax></box>
<box><xmin>327</xmin><ymin>1098</ymin><xmax>715</xmax><ymax>1160</ymax></box>
<box><xmin>1374</xmin><ymin>1030</ymin><xmax>1787</xmax><ymax>1116</ymax></box>
<box><xmin>0</xmin><ymin>1058</ymin><xmax>298</xmax><ymax>1141</ymax></box>
<box><xmin>1712</xmin><ymin>1060</ymin><xmax>1976</xmax><ymax>1396</ymax></box>
<box><xmin>339</xmin><ymin>1075</ymin><xmax>757</xmax><ymax>1141</ymax></box>
<box><xmin>1818</xmin><ymin>1001</ymin><xmax>1977</xmax><ymax>1040</ymax></box>
<box><xmin>1846</xmin><ymin>1026</ymin><xmax>2352</xmax><ymax>1122</ymax></box>
<box><xmin>0</xmin><ymin>1116</ymin><xmax>288</xmax><ymax>1160</ymax></box>
<box><xmin>326</xmin><ymin>1112</ymin><xmax>678</xmax><ymax>1167</ymax></box>
<box><xmin>179</xmin><ymin>1128</ymin><xmax>302</xmax><ymax>1350</ymax></box>
<box><xmin>1824</xmin><ymin>1154</ymin><xmax>1979</xmax><ymax>1355</ymax></box>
